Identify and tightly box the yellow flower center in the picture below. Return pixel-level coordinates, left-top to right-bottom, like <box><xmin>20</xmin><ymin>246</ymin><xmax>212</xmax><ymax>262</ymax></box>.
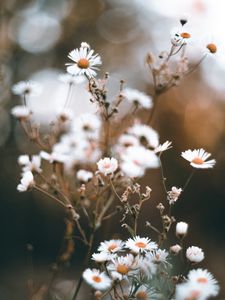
<box><xmin>181</xmin><ymin>32</ymin><xmax>191</xmax><ymax>39</ymax></box>
<box><xmin>136</xmin><ymin>291</ymin><xmax>148</xmax><ymax>299</ymax></box>
<box><xmin>92</xmin><ymin>275</ymin><xmax>102</xmax><ymax>283</ymax></box>
<box><xmin>117</xmin><ymin>264</ymin><xmax>129</xmax><ymax>275</ymax></box>
<box><xmin>77</xmin><ymin>58</ymin><xmax>90</xmax><ymax>69</ymax></box>
<box><xmin>197</xmin><ymin>277</ymin><xmax>208</xmax><ymax>283</ymax></box>
<box><xmin>108</xmin><ymin>244</ymin><xmax>117</xmax><ymax>251</ymax></box>
<box><xmin>207</xmin><ymin>43</ymin><xmax>217</xmax><ymax>54</ymax></box>
<box><xmin>192</xmin><ymin>157</ymin><xmax>204</xmax><ymax>165</ymax></box>
<box><xmin>135</xmin><ymin>242</ymin><xmax>147</xmax><ymax>248</ymax></box>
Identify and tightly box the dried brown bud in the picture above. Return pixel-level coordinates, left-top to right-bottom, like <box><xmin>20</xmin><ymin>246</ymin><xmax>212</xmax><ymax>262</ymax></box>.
<box><xmin>156</xmin><ymin>203</ymin><xmax>165</xmax><ymax>212</ymax></box>
<box><xmin>206</xmin><ymin>43</ymin><xmax>217</xmax><ymax>54</ymax></box>
<box><xmin>146</xmin><ymin>52</ymin><xmax>154</xmax><ymax>65</ymax></box>
<box><xmin>94</xmin><ymin>290</ymin><xmax>102</xmax><ymax>299</ymax></box>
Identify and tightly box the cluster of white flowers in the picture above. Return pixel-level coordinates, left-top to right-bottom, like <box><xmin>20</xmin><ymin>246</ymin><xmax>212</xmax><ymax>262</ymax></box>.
<box><xmin>83</xmin><ymin>236</ymin><xmax>168</xmax><ymax>298</ymax></box>
<box><xmin>83</xmin><ymin>235</ymin><xmax>218</xmax><ymax>300</ymax></box>
<box><xmin>40</xmin><ymin>113</ymin><xmax>102</xmax><ymax>171</ymax></box>
<box><xmin>11</xmin><ymin>37</ymin><xmax>220</xmax><ymax>300</ymax></box>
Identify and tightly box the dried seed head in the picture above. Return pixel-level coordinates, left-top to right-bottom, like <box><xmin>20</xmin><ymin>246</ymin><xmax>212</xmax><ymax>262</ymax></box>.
<box><xmin>206</xmin><ymin>43</ymin><xmax>217</xmax><ymax>54</ymax></box>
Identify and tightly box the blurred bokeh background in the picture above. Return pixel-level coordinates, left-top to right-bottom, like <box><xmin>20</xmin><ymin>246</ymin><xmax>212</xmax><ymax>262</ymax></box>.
<box><xmin>0</xmin><ymin>0</ymin><xmax>225</xmax><ymax>299</ymax></box>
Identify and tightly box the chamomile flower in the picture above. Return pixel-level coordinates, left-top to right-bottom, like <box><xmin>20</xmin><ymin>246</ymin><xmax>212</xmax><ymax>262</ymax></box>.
<box><xmin>97</xmin><ymin>157</ymin><xmax>118</xmax><ymax>176</ymax></box>
<box><xmin>98</xmin><ymin>239</ymin><xmax>124</xmax><ymax>254</ymax></box>
<box><xmin>77</xmin><ymin>169</ymin><xmax>93</xmax><ymax>183</ymax></box>
<box><xmin>72</xmin><ymin>113</ymin><xmax>101</xmax><ymax>139</ymax></box>
<box><xmin>12</xmin><ymin>81</ymin><xmax>42</xmax><ymax>97</ymax></box>
<box><xmin>115</xmin><ymin>134</ymin><xmax>140</xmax><ymax>155</ymax></box>
<box><xmin>128</xmin><ymin>124</ymin><xmax>159</xmax><ymax>149</ymax></box>
<box><xmin>122</xmin><ymin>88</ymin><xmax>153</xmax><ymax>109</ymax></box>
<box><xmin>175</xmin><ymin>281</ymin><xmax>212</xmax><ymax>300</ymax></box>
<box><xmin>83</xmin><ymin>268</ymin><xmax>112</xmax><ymax>291</ymax></box>
<box><xmin>125</xmin><ymin>236</ymin><xmax>157</xmax><ymax>254</ymax></box>
<box><xmin>108</xmin><ymin>254</ymin><xmax>135</xmax><ymax>280</ymax></box>
<box><xmin>135</xmin><ymin>254</ymin><xmax>157</xmax><ymax>279</ymax></box>
<box><xmin>135</xmin><ymin>286</ymin><xmax>159</xmax><ymax>300</ymax></box>
<box><xmin>56</xmin><ymin>109</ymin><xmax>73</xmax><ymax>123</ymax></box>
<box><xmin>66</xmin><ymin>43</ymin><xmax>102</xmax><ymax>77</ymax></box>
<box><xmin>186</xmin><ymin>246</ymin><xmax>204</xmax><ymax>263</ymax></box>
<box><xmin>11</xmin><ymin>105</ymin><xmax>31</xmax><ymax>120</ymax></box>
<box><xmin>187</xmin><ymin>269</ymin><xmax>219</xmax><ymax>297</ymax></box>
<box><xmin>120</xmin><ymin>146</ymin><xmax>159</xmax><ymax>178</ymax></box>
<box><xmin>17</xmin><ymin>171</ymin><xmax>34</xmax><ymax>192</ymax></box>
<box><xmin>181</xmin><ymin>149</ymin><xmax>216</xmax><ymax>169</ymax></box>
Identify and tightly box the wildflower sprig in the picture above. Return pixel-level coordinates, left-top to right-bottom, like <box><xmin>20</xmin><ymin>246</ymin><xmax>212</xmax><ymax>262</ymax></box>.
<box><xmin>11</xmin><ymin>18</ymin><xmax>220</xmax><ymax>300</ymax></box>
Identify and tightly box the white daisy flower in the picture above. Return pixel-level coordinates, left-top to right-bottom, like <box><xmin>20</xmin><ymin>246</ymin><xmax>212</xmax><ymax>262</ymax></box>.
<box><xmin>186</xmin><ymin>246</ymin><xmax>204</xmax><ymax>263</ymax></box>
<box><xmin>121</xmin><ymin>146</ymin><xmax>159</xmax><ymax>178</ymax></box>
<box><xmin>12</xmin><ymin>81</ymin><xmax>42</xmax><ymax>97</ymax></box>
<box><xmin>128</xmin><ymin>124</ymin><xmax>159</xmax><ymax>149</ymax></box>
<box><xmin>135</xmin><ymin>286</ymin><xmax>159</xmax><ymax>300</ymax></box>
<box><xmin>66</xmin><ymin>43</ymin><xmax>102</xmax><ymax>77</ymax></box>
<box><xmin>125</xmin><ymin>236</ymin><xmax>158</xmax><ymax>254</ymax></box>
<box><xmin>136</xmin><ymin>255</ymin><xmax>157</xmax><ymax>279</ymax></box>
<box><xmin>59</xmin><ymin>73</ymin><xmax>86</xmax><ymax>85</ymax></box>
<box><xmin>175</xmin><ymin>281</ymin><xmax>212</xmax><ymax>300</ymax></box>
<box><xmin>72</xmin><ymin>113</ymin><xmax>101</xmax><ymax>139</ymax></box>
<box><xmin>187</xmin><ymin>269</ymin><xmax>219</xmax><ymax>297</ymax></box>
<box><xmin>108</xmin><ymin>254</ymin><xmax>135</xmax><ymax>280</ymax></box>
<box><xmin>17</xmin><ymin>171</ymin><xmax>34</xmax><ymax>192</ymax></box>
<box><xmin>77</xmin><ymin>169</ymin><xmax>93</xmax><ymax>183</ymax></box>
<box><xmin>167</xmin><ymin>186</ymin><xmax>182</xmax><ymax>205</ymax></box>
<box><xmin>11</xmin><ymin>105</ymin><xmax>31</xmax><ymax>120</ymax></box>
<box><xmin>114</xmin><ymin>134</ymin><xmax>140</xmax><ymax>155</ymax></box>
<box><xmin>56</xmin><ymin>109</ymin><xmax>74</xmax><ymax>123</ymax></box>
<box><xmin>170</xmin><ymin>244</ymin><xmax>182</xmax><ymax>255</ymax></box>
<box><xmin>18</xmin><ymin>155</ymin><xmax>42</xmax><ymax>173</ymax></box>
<box><xmin>147</xmin><ymin>249</ymin><xmax>169</xmax><ymax>264</ymax></box>
<box><xmin>83</xmin><ymin>268</ymin><xmax>112</xmax><ymax>291</ymax></box>
<box><xmin>98</xmin><ymin>239</ymin><xmax>124</xmax><ymax>254</ymax></box>
<box><xmin>97</xmin><ymin>157</ymin><xmax>118</xmax><ymax>176</ymax></box>
<box><xmin>176</xmin><ymin>221</ymin><xmax>188</xmax><ymax>237</ymax></box>
<box><xmin>154</xmin><ymin>141</ymin><xmax>172</xmax><ymax>154</ymax></box>
<box><xmin>181</xmin><ymin>149</ymin><xmax>216</xmax><ymax>169</ymax></box>
<box><xmin>122</xmin><ymin>88</ymin><xmax>153</xmax><ymax>109</ymax></box>
<box><xmin>91</xmin><ymin>252</ymin><xmax>115</xmax><ymax>263</ymax></box>
<box><xmin>120</xmin><ymin>160</ymin><xmax>145</xmax><ymax>178</ymax></box>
